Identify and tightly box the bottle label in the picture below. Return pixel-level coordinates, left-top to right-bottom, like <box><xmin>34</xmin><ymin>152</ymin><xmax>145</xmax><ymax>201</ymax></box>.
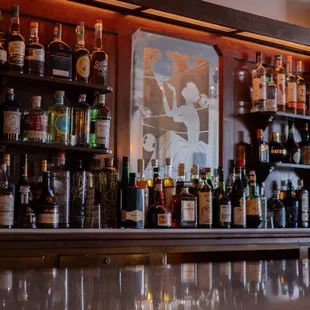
<box><xmin>93</xmin><ymin>59</ymin><xmax>108</xmax><ymax>79</ymax></box>
<box><xmin>76</xmin><ymin>55</ymin><xmax>90</xmax><ymax>78</ymax></box>
<box><xmin>266</xmin><ymin>98</ymin><xmax>277</xmax><ymax>111</ymax></box>
<box><xmin>0</xmin><ymin>196</ymin><xmax>14</xmax><ymax>226</ymax></box>
<box><xmin>297</xmin><ymin>84</ymin><xmax>306</xmax><ymax>109</ymax></box>
<box><xmin>287</xmin><ymin>81</ymin><xmax>297</xmax><ymax>105</ymax></box>
<box><xmin>37</xmin><ymin>213</ymin><xmax>59</xmax><ymax>225</ymax></box>
<box><xmin>253</xmin><ymin>77</ymin><xmax>266</xmax><ymax>101</ymax></box>
<box><xmin>259</xmin><ymin>145</ymin><xmax>269</xmax><ymax>162</ymax></box>
<box><xmin>246</xmin><ymin>199</ymin><xmax>262</xmax><ymax>216</ymax></box>
<box><xmin>8</xmin><ymin>41</ymin><xmax>25</xmax><ymax>66</ymax></box>
<box><xmin>126</xmin><ymin>210</ymin><xmax>144</xmax><ymax>222</ymax></box>
<box><xmin>163</xmin><ymin>187</ymin><xmax>175</xmax><ymax>211</ymax></box>
<box><xmin>95</xmin><ymin>119</ymin><xmax>110</xmax><ymax>147</ymax></box>
<box><xmin>220</xmin><ymin>205</ymin><xmax>231</xmax><ymax>223</ymax></box>
<box><xmin>49</xmin><ymin>45</ymin><xmax>72</xmax><ymax>78</ymax></box>
<box><xmin>302</xmin><ymin>146</ymin><xmax>310</xmax><ymax>164</ymax></box>
<box><xmin>292</xmin><ymin>150</ymin><xmax>301</xmax><ymax>164</ymax></box>
<box><xmin>301</xmin><ymin>193</ymin><xmax>309</xmax><ymax>222</ymax></box>
<box><xmin>25</xmin><ymin>48</ymin><xmax>45</xmax><ymax>62</ymax></box>
<box><xmin>0</xmin><ymin>50</ymin><xmax>7</xmax><ymax>63</ymax></box>
<box><xmin>274</xmin><ymin>207</ymin><xmax>286</xmax><ymax>228</ymax></box>
<box><xmin>181</xmin><ymin>264</ymin><xmax>196</xmax><ymax>283</ymax></box>
<box><xmin>181</xmin><ymin>200</ymin><xmax>196</xmax><ymax>222</ymax></box>
<box><xmin>233</xmin><ymin>199</ymin><xmax>246</xmax><ymax>226</ymax></box>
<box><xmin>3</xmin><ymin>111</ymin><xmax>21</xmax><ymax>135</ymax></box>
<box><xmin>198</xmin><ymin>191</ymin><xmax>212</xmax><ymax>225</ymax></box>
<box><xmin>55</xmin><ymin>114</ymin><xmax>70</xmax><ymax>134</ymax></box>
<box><xmin>157</xmin><ymin>213</ymin><xmax>172</xmax><ymax>227</ymax></box>
<box><xmin>23</xmin><ymin>114</ymin><xmax>48</xmax><ymax>140</ymax></box>
<box><xmin>277</xmin><ymin>73</ymin><xmax>286</xmax><ymax>107</ymax></box>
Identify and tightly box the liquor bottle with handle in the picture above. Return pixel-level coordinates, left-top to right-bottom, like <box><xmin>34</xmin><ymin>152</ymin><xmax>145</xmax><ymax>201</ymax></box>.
<box><xmin>284</xmin><ymin>120</ymin><xmax>301</xmax><ymax>164</ymax></box>
<box><xmin>197</xmin><ymin>171</ymin><xmax>212</xmax><ymax>228</ymax></box>
<box><xmin>163</xmin><ymin>158</ymin><xmax>176</xmax><ymax>212</ymax></box>
<box><xmin>286</xmin><ymin>55</ymin><xmax>297</xmax><ymax>114</ymax></box>
<box><xmin>274</xmin><ymin>55</ymin><xmax>286</xmax><ymax>112</ymax></box>
<box><xmin>252</xmin><ymin>52</ymin><xmax>266</xmax><ymax>112</ymax></box>
<box><xmin>296</xmin><ymin>60</ymin><xmax>306</xmax><ymax>115</ymax></box>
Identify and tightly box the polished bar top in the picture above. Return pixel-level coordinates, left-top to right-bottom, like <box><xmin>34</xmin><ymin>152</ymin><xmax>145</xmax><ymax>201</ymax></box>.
<box><xmin>0</xmin><ymin>259</ymin><xmax>309</xmax><ymax>309</ymax></box>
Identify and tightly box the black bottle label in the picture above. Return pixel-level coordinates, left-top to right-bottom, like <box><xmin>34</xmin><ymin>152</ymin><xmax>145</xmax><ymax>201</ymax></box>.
<box><xmin>48</xmin><ymin>47</ymin><xmax>72</xmax><ymax>79</ymax></box>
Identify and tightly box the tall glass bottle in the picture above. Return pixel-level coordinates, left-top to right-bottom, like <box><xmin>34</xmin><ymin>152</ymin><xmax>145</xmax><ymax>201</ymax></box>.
<box><xmin>271</xmin><ymin>190</ymin><xmax>286</xmax><ymax>228</ymax></box>
<box><xmin>255</xmin><ymin>129</ymin><xmax>269</xmax><ymax>163</ymax></box>
<box><xmin>2</xmin><ymin>154</ymin><xmax>15</xmax><ymax>196</ymax></box>
<box><xmin>295</xmin><ymin>179</ymin><xmax>309</xmax><ymax>228</ymax></box>
<box><xmin>147</xmin><ymin>159</ymin><xmax>160</xmax><ymax>207</ymax></box>
<box><xmin>24</xmin><ymin>22</ymin><xmax>44</xmax><ymax>76</ymax></box>
<box><xmin>71</xmin><ymin>94</ymin><xmax>90</xmax><ymax>147</ymax></box>
<box><xmin>0</xmin><ymin>10</ymin><xmax>7</xmax><ymax>70</ymax></box>
<box><xmin>296</xmin><ymin>60</ymin><xmax>306</xmax><ymax>115</ymax></box>
<box><xmin>73</xmin><ymin>22</ymin><xmax>90</xmax><ymax>83</ymax></box>
<box><xmin>286</xmin><ymin>56</ymin><xmax>297</xmax><ymax>114</ymax></box>
<box><xmin>260</xmin><ymin>182</ymin><xmax>267</xmax><ymax>228</ymax></box>
<box><xmin>252</xmin><ymin>52</ymin><xmax>266</xmax><ymax>112</ymax></box>
<box><xmin>90</xmin><ymin>94</ymin><xmax>111</xmax><ymax>150</ymax></box>
<box><xmin>274</xmin><ymin>55</ymin><xmax>286</xmax><ymax>112</ymax></box>
<box><xmin>47</xmin><ymin>23</ymin><xmax>72</xmax><ymax>79</ymax></box>
<box><xmin>266</xmin><ymin>75</ymin><xmax>278</xmax><ymax>111</ymax></box>
<box><xmin>7</xmin><ymin>5</ymin><xmax>25</xmax><ymax>73</ymax></box>
<box><xmin>180</xmin><ymin>187</ymin><xmax>197</xmax><ymax>228</ymax></box>
<box><xmin>299</xmin><ymin>122</ymin><xmax>310</xmax><ymax>164</ymax></box>
<box><xmin>137</xmin><ymin>159</ymin><xmax>149</xmax><ymax>226</ymax></box>
<box><xmin>48</xmin><ymin>90</ymin><xmax>71</xmax><ymax>145</ymax></box>
<box><xmin>269</xmin><ymin>132</ymin><xmax>287</xmax><ymax>163</ymax></box>
<box><xmin>163</xmin><ymin>158</ymin><xmax>176</xmax><ymax>212</ymax></box>
<box><xmin>91</xmin><ymin>20</ymin><xmax>108</xmax><ymax>85</ymax></box>
<box><xmin>16</xmin><ymin>186</ymin><xmax>36</xmax><ymax>228</ymax></box>
<box><xmin>197</xmin><ymin>172</ymin><xmax>212</xmax><ymax>228</ymax></box>
<box><xmin>284</xmin><ymin>120</ymin><xmax>301</xmax><ymax>164</ymax></box>
<box><xmin>283</xmin><ymin>180</ymin><xmax>299</xmax><ymax>228</ymax></box>
<box><xmin>120</xmin><ymin>156</ymin><xmax>130</xmax><ymax>226</ymax></box>
<box><xmin>190</xmin><ymin>164</ymin><xmax>200</xmax><ymax>195</ymax></box>
<box><xmin>246</xmin><ymin>170</ymin><xmax>262</xmax><ymax>228</ymax></box>
<box><xmin>23</xmin><ymin>95</ymin><xmax>48</xmax><ymax>142</ymax></box>
<box><xmin>51</xmin><ymin>152</ymin><xmax>70</xmax><ymax>228</ymax></box>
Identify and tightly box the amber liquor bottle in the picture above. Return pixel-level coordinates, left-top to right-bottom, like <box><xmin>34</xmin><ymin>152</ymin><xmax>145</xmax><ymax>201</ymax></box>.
<box><xmin>163</xmin><ymin>158</ymin><xmax>176</xmax><ymax>212</ymax></box>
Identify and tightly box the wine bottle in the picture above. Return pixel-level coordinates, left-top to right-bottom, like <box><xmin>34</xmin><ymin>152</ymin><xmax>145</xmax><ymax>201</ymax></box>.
<box><xmin>284</xmin><ymin>120</ymin><xmax>301</xmax><ymax>164</ymax></box>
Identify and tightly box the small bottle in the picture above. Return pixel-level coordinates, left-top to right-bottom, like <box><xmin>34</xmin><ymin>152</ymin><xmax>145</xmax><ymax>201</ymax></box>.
<box><xmin>23</xmin><ymin>96</ymin><xmax>48</xmax><ymax>142</ymax></box>
<box><xmin>283</xmin><ymin>180</ymin><xmax>299</xmax><ymax>228</ymax></box>
<box><xmin>269</xmin><ymin>132</ymin><xmax>287</xmax><ymax>163</ymax></box>
<box><xmin>17</xmin><ymin>186</ymin><xmax>36</xmax><ymax>228</ymax></box>
<box><xmin>296</xmin><ymin>60</ymin><xmax>306</xmax><ymax>116</ymax></box>
<box><xmin>266</xmin><ymin>75</ymin><xmax>278</xmax><ymax>111</ymax></box>
<box><xmin>180</xmin><ymin>187</ymin><xmax>197</xmax><ymax>228</ymax></box>
<box><xmin>271</xmin><ymin>190</ymin><xmax>286</xmax><ymax>228</ymax></box>
<box><xmin>299</xmin><ymin>122</ymin><xmax>310</xmax><ymax>165</ymax></box>
<box><xmin>295</xmin><ymin>179</ymin><xmax>309</xmax><ymax>228</ymax></box>
<box><xmin>24</xmin><ymin>22</ymin><xmax>45</xmax><ymax>76</ymax></box>
<box><xmin>31</xmin><ymin>159</ymin><xmax>47</xmax><ymax>201</ymax></box>
<box><xmin>71</xmin><ymin>94</ymin><xmax>90</xmax><ymax>147</ymax></box>
<box><xmin>147</xmin><ymin>178</ymin><xmax>171</xmax><ymax>228</ymax></box>
<box><xmin>260</xmin><ymin>182</ymin><xmax>267</xmax><ymax>229</ymax></box>
<box><xmin>255</xmin><ymin>129</ymin><xmax>269</xmax><ymax>163</ymax></box>
<box><xmin>2</xmin><ymin>154</ymin><xmax>15</xmax><ymax>196</ymax></box>
<box><xmin>246</xmin><ymin>171</ymin><xmax>262</xmax><ymax>228</ymax></box>
<box><xmin>36</xmin><ymin>171</ymin><xmax>59</xmax><ymax>228</ymax></box>
<box><xmin>252</xmin><ymin>52</ymin><xmax>266</xmax><ymax>112</ymax></box>
<box><xmin>136</xmin><ymin>159</ymin><xmax>148</xmax><ymax>226</ymax></box>
<box><xmin>285</xmin><ymin>55</ymin><xmax>297</xmax><ymax>114</ymax></box>
<box><xmin>274</xmin><ymin>55</ymin><xmax>286</xmax><ymax>112</ymax></box>
<box><xmin>197</xmin><ymin>171</ymin><xmax>212</xmax><ymax>228</ymax></box>
<box><xmin>284</xmin><ymin>120</ymin><xmax>301</xmax><ymax>164</ymax></box>
<box><xmin>0</xmin><ymin>10</ymin><xmax>7</xmax><ymax>70</ymax></box>
<box><xmin>163</xmin><ymin>158</ymin><xmax>176</xmax><ymax>211</ymax></box>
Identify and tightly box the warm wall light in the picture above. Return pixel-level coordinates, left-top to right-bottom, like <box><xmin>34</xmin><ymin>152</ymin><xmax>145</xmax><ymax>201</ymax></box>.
<box><xmin>94</xmin><ymin>0</ymin><xmax>141</xmax><ymax>9</ymax></box>
<box><xmin>237</xmin><ymin>32</ymin><xmax>310</xmax><ymax>52</ymax></box>
<box><xmin>142</xmin><ymin>9</ymin><xmax>236</xmax><ymax>32</ymax></box>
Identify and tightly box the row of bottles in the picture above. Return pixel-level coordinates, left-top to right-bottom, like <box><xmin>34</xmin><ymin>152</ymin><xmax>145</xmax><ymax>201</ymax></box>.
<box><xmin>0</xmin><ymin>88</ymin><xmax>111</xmax><ymax>150</ymax></box>
<box><xmin>0</xmin><ymin>6</ymin><xmax>108</xmax><ymax>84</ymax></box>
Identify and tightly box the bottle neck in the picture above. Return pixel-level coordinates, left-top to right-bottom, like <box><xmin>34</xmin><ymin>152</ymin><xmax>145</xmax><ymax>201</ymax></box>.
<box><xmin>154</xmin><ymin>184</ymin><xmax>164</xmax><ymax>204</ymax></box>
<box><xmin>288</xmin><ymin>125</ymin><xmax>294</xmax><ymax>140</ymax></box>
<box><xmin>164</xmin><ymin>165</ymin><xmax>172</xmax><ymax>178</ymax></box>
<box><xmin>122</xmin><ymin>167</ymin><xmax>129</xmax><ymax>187</ymax></box>
<box><xmin>287</xmin><ymin>60</ymin><xmax>293</xmax><ymax>75</ymax></box>
<box><xmin>95</xmin><ymin>29</ymin><xmax>102</xmax><ymax>50</ymax></box>
<box><xmin>256</xmin><ymin>55</ymin><xmax>262</xmax><ymax>66</ymax></box>
<box><xmin>10</xmin><ymin>16</ymin><xmax>20</xmax><ymax>33</ymax></box>
<box><xmin>219</xmin><ymin>180</ymin><xmax>225</xmax><ymax>192</ymax></box>
<box><xmin>30</xmin><ymin>29</ymin><xmax>39</xmax><ymax>43</ymax></box>
<box><xmin>42</xmin><ymin>173</ymin><xmax>51</xmax><ymax>196</ymax></box>
<box><xmin>276</xmin><ymin>59</ymin><xmax>282</xmax><ymax>68</ymax></box>
<box><xmin>137</xmin><ymin>171</ymin><xmax>145</xmax><ymax>180</ymax></box>
<box><xmin>76</xmin><ymin>32</ymin><xmax>85</xmax><ymax>48</ymax></box>
<box><xmin>54</xmin><ymin>32</ymin><xmax>61</xmax><ymax>41</ymax></box>
<box><xmin>249</xmin><ymin>180</ymin><xmax>257</xmax><ymax>196</ymax></box>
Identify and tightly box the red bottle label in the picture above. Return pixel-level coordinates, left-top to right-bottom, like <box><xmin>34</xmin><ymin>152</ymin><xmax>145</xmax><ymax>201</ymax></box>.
<box><xmin>23</xmin><ymin>114</ymin><xmax>47</xmax><ymax>139</ymax></box>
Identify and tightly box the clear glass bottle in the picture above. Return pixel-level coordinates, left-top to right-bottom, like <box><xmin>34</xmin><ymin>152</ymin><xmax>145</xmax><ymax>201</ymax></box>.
<box><xmin>286</xmin><ymin>56</ymin><xmax>297</xmax><ymax>114</ymax></box>
<box><xmin>7</xmin><ymin>5</ymin><xmax>25</xmax><ymax>73</ymax></box>
<box><xmin>90</xmin><ymin>94</ymin><xmax>111</xmax><ymax>150</ymax></box>
<box><xmin>0</xmin><ymin>10</ymin><xmax>7</xmax><ymax>70</ymax></box>
<box><xmin>23</xmin><ymin>95</ymin><xmax>48</xmax><ymax>142</ymax></box>
<box><xmin>47</xmin><ymin>90</ymin><xmax>71</xmax><ymax>145</ymax></box>
<box><xmin>136</xmin><ymin>159</ymin><xmax>149</xmax><ymax>227</ymax></box>
<box><xmin>296</xmin><ymin>60</ymin><xmax>306</xmax><ymax>115</ymax></box>
<box><xmin>295</xmin><ymin>179</ymin><xmax>309</xmax><ymax>228</ymax></box>
<box><xmin>255</xmin><ymin>129</ymin><xmax>269</xmax><ymax>163</ymax></box>
<box><xmin>2</xmin><ymin>154</ymin><xmax>15</xmax><ymax>196</ymax></box>
<box><xmin>16</xmin><ymin>186</ymin><xmax>36</xmax><ymax>228</ymax></box>
<box><xmin>252</xmin><ymin>52</ymin><xmax>266</xmax><ymax>112</ymax></box>
<box><xmin>274</xmin><ymin>55</ymin><xmax>286</xmax><ymax>112</ymax></box>
<box><xmin>47</xmin><ymin>23</ymin><xmax>72</xmax><ymax>79</ymax></box>
<box><xmin>84</xmin><ymin>172</ymin><xmax>99</xmax><ymax>228</ymax></box>
<box><xmin>284</xmin><ymin>120</ymin><xmax>301</xmax><ymax>164</ymax></box>
<box><xmin>71</xmin><ymin>94</ymin><xmax>90</xmax><ymax>147</ymax></box>
<box><xmin>73</xmin><ymin>22</ymin><xmax>90</xmax><ymax>83</ymax></box>
<box><xmin>180</xmin><ymin>187</ymin><xmax>197</xmax><ymax>228</ymax></box>
<box><xmin>260</xmin><ymin>182</ymin><xmax>267</xmax><ymax>228</ymax></box>
<box><xmin>282</xmin><ymin>180</ymin><xmax>299</xmax><ymax>228</ymax></box>
<box><xmin>24</xmin><ymin>22</ymin><xmax>45</xmax><ymax>76</ymax></box>
<box><xmin>163</xmin><ymin>158</ymin><xmax>176</xmax><ymax>212</ymax></box>
<box><xmin>271</xmin><ymin>190</ymin><xmax>286</xmax><ymax>228</ymax></box>
<box><xmin>197</xmin><ymin>172</ymin><xmax>212</xmax><ymax>228</ymax></box>
<box><xmin>266</xmin><ymin>75</ymin><xmax>278</xmax><ymax>111</ymax></box>
<box><xmin>269</xmin><ymin>132</ymin><xmax>287</xmax><ymax>163</ymax></box>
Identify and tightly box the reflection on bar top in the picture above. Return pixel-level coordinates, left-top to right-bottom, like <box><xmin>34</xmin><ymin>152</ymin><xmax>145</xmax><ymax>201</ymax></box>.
<box><xmin>0</xmin><ymin>260</ymin><xmax>309</xmax><ymax>309</ymax></box>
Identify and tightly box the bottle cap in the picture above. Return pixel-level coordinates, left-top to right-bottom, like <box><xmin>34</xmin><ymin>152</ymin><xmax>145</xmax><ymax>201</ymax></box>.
<box><xmin>298</xmin><ymin>179</ymin><xmax>304</xmax><ymax>187</ymax></box>
<box><xmin>165</xmin><ymin>158</ymin><xmax>172</xmax><ymax>165</ymax></box>
<box><xmin>151</xmin><ymin>159</ymin><xmax>158</xmax><ymax>167</ymax></box>
<box><xmin>53</xmin><ymin>23</ymin><xmax>62</xmax><ymax>36</ymax></box>
<box><xmin>204</xmin><ymin>167</ymin><xmax>211</xmax><ymax>173</ymax></box>
<box><xmin>3</xmin><ymin>154</ymin><xmax>10</xmax><ymax>166</ymax></box>
<box><xmin>57</xmin><ymin>152</ymin><xmax>65</xmax><ymax>158</ymax></box>
<box><xmin>32</xmin><ymin>96</ymin><xmax>41</xmax><ymax>108</ymax></box>
<box><xmin>98</xmin><ymin>94</ymin><xmax>105</xmax><ymax>104</ymax></box>
<box><xmin>7</xmin><ymin>88</ymin><xmax>14</xmax><ymax>95</ymax></box>
<box><xmin>55</xmin><ymin>90</ymin><xmax>65</xmax><ymax>97</ymax></box>
<box><xmin>104</xmin><ymin>157</ymin><xmax>114</xmax><ymax>167</ymax></box>
<box><xmin>137</xmin><ymin>159</ymin><xmax>144</xmax><ymax>172</ymax></box>
<box><xmin>79</xmin><ymin>94</ymin><xmax>87</xmax><ymax>101</ymax></box>
<box><xmin>30</xmin><ymin>22</ymin><xmax>39</xmax><ymax>28</ymax></box>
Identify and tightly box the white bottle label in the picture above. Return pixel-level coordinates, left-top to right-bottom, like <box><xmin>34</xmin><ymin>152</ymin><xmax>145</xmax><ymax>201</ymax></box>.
<box><xmin>287</xmin><ymin>81</ymin><xmax>297</xmax><ymax>105</ymax></box>
<box><xmin>246</xmin><ymin>199</ymin><xmax>262</xmax><ymax>216</ymax></box>
<box><xmin>181</xmin><ymin>200</ymin><xmax>196</xmax><ymax>222</ymax></box>
<box><xmin>8</xmin><ymin>41</ymin><xmax>25</xmax><ymax>66</ymax></box>
<box><xmin>0</xmin><ymin>196</ymin><xmax>14</xmax><ymax>226</ymax></box>
<box><xmin>253</xmin><ymin>77</ymin><xmax>266</xmax><ymax>101</ymax></box>
<box><xmin>293</xmin><ymin>150</ymin><xmax>301</xmax><ymax>164</ymax></box>
<box><xmin>126</xmin><ymin>210</ymin><xmax>144</xmax><ymax>223</ymax></box>
<box><xmin>52</xmin><ymin>69</ymin><xmax>69</xmax><ymax>77</ymax></box>
<box><xmin>233</xmin><ymin>199</ymin><xmax>246</xmax><ymax>226</ymax></box>
<box><xmin>277</xmin><ymin>73</ymin><xmax>286</xmax><ymax>107</ymax></box>
<box><xmin>181</xmin><ymin>264</ymin><xmax>196</xmax><ymax>283</ymax></box>
<box><xmin>198</xmin><ymin>191</ymin><xmax>212</xmax><ymax>225</ymax></box>
<box><xmin>163</xmin><ymin>187</ymin><xmax>175</xmax><ymax>211</ymax></box>
<box><xmin>157</xmin><ymin>213</ymin><xmax>171</xmax><ymax>227</ymax></box>
<box><xmin>4</xmin><ymin>111</ymin><xmax>21</xmax><ymax>135</ymax></box>
<box><xmin>0</xmin><ymin>50</ymin><xmax>7</xmax><ymax>63</ymax></box>
<box><xmin>301</xmin><ymin>193</ymin><xmax>309</xmax><ymax>222</ymax></box>
<box><xmin>95</xmin><ymin>119</ymin><xmax>110</xmax><ymax>147</ymax></box>
<box><xmin>220</xmin><ymin>205</ymin><xmax>231</xmax><ymax>223</ymax></box>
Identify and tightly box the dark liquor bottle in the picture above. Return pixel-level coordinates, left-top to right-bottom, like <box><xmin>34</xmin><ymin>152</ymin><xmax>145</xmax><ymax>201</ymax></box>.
<box><xmin>197</xmin><ymin>171</ymin><xmax>212</xmax><ymax>228</ymax></box>
<box><xmin>147</xmin><ymin>178</ymin><xmax>172</xmax><ymax>228</ymax></box>
<box><xmin>71</xmin><ymin>160</ymin><xmax>86</xmax><ymax>228</ymax></box>
<box><xmin>180</xmin><ymin>187</ymin><xmax>197</xmax><ymax>228</ymax></box>
<box><xmin>295</xmin><ymin>179</ymin><xmax>309</xmax><ymax>228</ymax></box>
<box><xmin>230</xmin><ymin>167</ymin><xmax>246</xmax><ymax>228</ymax></box>
<box><xmin>2</xmin><ymin>154</ymin><xmax>15</xmax><ymax>196</ymax></box>
<box><xmin>299</xmin><ymin>122</ymin><xmax>310</xmax><ymax>165</ymax></box>
<box><xmin>91</xmin><ymin>20</ymin><xmax>108</xmax><ymax>85</ymax></box>
<box><xmin>0</xmin><ymin>164</ymin><xmax>14</xmax><ymax>228</ymax></box>
<box><xmin>120</xmin><ymin>156</ymin><xmax>130</xmax><ymax>226</ymax></box>
<box><xmin>32</xmin><ymin>159</ymin><xmax>47</xmax><ymax>201</ymax></box>
<box><xmin>226</xmin><ymin>165</ymin><xmax>235</xmax><ymax>195</ymax></box>
<box><xmin>189</xmin><ymin>164</ymin><xmax>199</xmax><ymax>195</ymax></box>
<box><xmin>7</xmin><ymin>5</ymin><xmax>25</xmax><ymax>73</ymax></box>
<box><xmin>246</xmin><ymin>171</ymin><xmax>262</xmax><ymax>228</ymax></box>
<box><xmin>271</xmin><ymin>190</ymin><xmax>286</xmax><ymax>228</ymax></box>
<box><xmin>0</xmin><ymin>88</ymin><xmax>21</xmax><ymax>141</ymax></box>
<box><xmin>283</xmin><ymin>180</ymin><xmax>299</xmax><ymax>228</ymax></box>
<box><xmin>36</xmin><ymin>171</ymin><xmax>59</xmax><ymax>228</ymax></box>
<box><xmin>286</xmin><ymin>55</ymin><xmax>297</xmax><ymax>114</ymax></box>
<box><xmin>73</xmin><ymin>22</ymin><xmax>90</xmax><ymax>83</ymax></box>
<box><xmin>17</xmin><ymin>186</ymin><xmax>36</xmax><ymax>228</ymax></box>
<box><xmin>147</xmin><ymin>160</ymin><xmax>160</xmax><ymax>207</ymax></box>
<box><xmin>47</xmin><ymin>23</ymin><xmax>72</xmax><ymax>80</ymax></box>
<box><xmin>71</xmin><ymin>94</ymin><xmax>90</xmax><ymax>147</ymax></box>
<box><xmin>284</xmin><ymin>120</ymin><xmax>301</xmax><ymax>164</ymax></box>
<box><xmin>51</xmin><ymin>152</ymin><xmax>70</xmax><ymax>228</ymax></box>
<box><xmin>255</xmin><ymin>129</ymin><xmax>269</xmax><ymax>163</ymax></box>
<box><xmin>24</xmin><ymin>22</ymin><xmax>44</xmax><ymax>76</ymax></box>
<box><xmin>0</xmin><ymin>10</ymin><xmax>7</xmax><ymax>70</ymax></box>
<box><xmin>269</xmin><ymin>132</ymin><xmax>287</xmax><ymax>163</ymax></box>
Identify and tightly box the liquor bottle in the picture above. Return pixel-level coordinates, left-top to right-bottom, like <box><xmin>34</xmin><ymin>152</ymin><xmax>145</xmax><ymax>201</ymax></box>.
<box><xmin>271</xmin><ymin>190</ymin><xmax>286</xmax><ymax>228</ymax></box>
<box><xmin>36</xmin><ymin>171</ymin><xmax>59</xmax><ymax>228</ymax></box>
<box><xmin>255</xmin><ymin>129</ymin><xmax>269</xmax><ymax>163</ymax></box>
<box><xmin>299</xmin><ymin>122</ymin><xmax>310</xmax><ymax>165</ymax></box>
<box><xmin>7</xmin><ymin>5</ymin><xmax>25</xmax><ymax>73</ymax></box>
<box><xmin>197</xmin><ymin>171</ymin><xmax>212</xmax><ymax>228</ymax></box>
<box><xmin>24</xmin><ymin>22</ymin><xmax>44</xmax><ymax>76</ymax></box>
<box><xmin>180</xmin><ymin>187</ymin><xmax>197</xmax><ymax>228</ymax></box>
<box><xmin>91</xmin><ymin>20</ymin><xmax>108</xmax><ymax>85</ymax></box>
<box><xmin>279</xmin><ymin>180</ymin><xmax>287</xmax><ymax>200</ymax></box>
<box><xmin>260</xmin><ymin>182</ymin><xmax>267</xmax><ymax>228</ymax></box>
<box><xmin>226</xmin><ymin>166</ymin><xmax>235</xmax><ymax>195</ymax></box>
<box><xmin>71</xmin><ymin>94</ymin><xmax>90</xmax><ymax>147</ymax></box>
<box><xmin>122</xmin><ymin>173</ymin><xmax>145</xmax><ymax>228</ymax></box>
<box><xmin>282</xmin><ymin>180</ymin><xmax>299</xmax><ymax>228</ymax></box>
<box><xmin>90</xmin><ymin>94</ymin><xmax>111</xmax><ymax>150</ymax></box>
<box><xmin>230</xmin><ymin>167</ymin><xmax>246</xmax><ymax>228</ymax></box>
<box><xmin>246</xmin><ymin>171</ymin><xmax>262</xmax><ymax>228</ymax></box>
<box><xmin>23</xmin><ymin>95</ymin><xmax>48</xmax><ymax>142</ymax></box>
<box><xmin>286</xmin><ymin>56</ymin><xmax>297</xmax><ymax>114</ymax></box>
<box><xmin>47</xmin><ymin>90</ymin><xmax>71</xmax><ymax>145</ymax></box>
<box><xmin>73</xmin><ymin>22</ymin><xmax>90</xmax><ymax>83</ymax></box>
<box><xmin>0</xmin><ymin>164</ymin><xmax>14</xmax><ymax>228</ymax></box>
<box><xmin>100</xmin><ymin>157</ymin><xmax>119</xmax><ymax>228</ymax></box>
<box><xmin>84</xmin><ymin>172</ymin><xmax>99</xmax><ymax>228</ymax></box>
<box><xmin>32</xmin><ymin>159</ymin><xmax>47</xmax><ymax>201</ymax></box>
<box><xmin>0</xmin><ymin>88</ymin><xmax>21</xmax><ymax>141</ymax></box>
<box><xmin>2</xmin><ymin>154</ymin><xmax>15</xmax><ymax>196</ymax></box>
<box><xmin>205</xmin><ymin>167</ymin><xmax>214</xmax><ymax>191</ymax></box>
<box><xmin>295</xmin><ymin>179</ymin><xmax>309</xmax><ymax>228</ymax></box>
<box><xmin>284</xmin><ymin>120</ymin><xmax>301</xmax><ymax>164</ymax></box>
<box><xmin>266</xmin><ymin>75</ymin><xmax>278</xmax><ymax>111</ymax></box>
<box><xmin>71</xmin><ymin>160</ymin><xmax>86</xmax><ymax>228</ymax></box>
<box><xmin>147</xmin><ymin>159</ymin><xmax>160</xmax><ymax>207</ymax></box>
<box><xmin>296</xmin><ymin>60</ymin><xmax>306</xmax><ymax>115</ymax></box>
<box><xmin>236</xmin><ymin>132</ymin><xmax>247</xmax><ymax>167</ymax></box>
<box><xmin>0</xmin><ymin>10</ymin><xmax>7</xmax><ymax>70</ymax></box>
<box><xmin>136</xmin><ymin>159</ymin><xmax>148</xmax><ymax>226</ymax></box>
<box><xmin>269</xmin><ymin>132</ymin><xmax>287</xmax><ymax>163</ymax></box>
<box><xmin>16</xmin><ymin>186</ymin><xmax>36</xmax><ymax>228</ymax></box>
<box><xmin>163</xmin><ymin>158</ymin><xmax>175</xmax><ymax>211</ymax></box>
<box><xmin>190</xmin><ymin>164</ymin><xmax>200</xmax><ymax>195</ymax></box>
<box><xmin>274</xmin><ymin>55</ymin><xmax>286</xmax><ymax>112</ymax></box>
<box><xmin>147</xmin><ymin>178</ymin><xmax>172</xmax><ymax>228</ymax></box>
<box><xmin>51</xmin><ymin>152</ymin><xmax>70</xmax><ymax>228</ymax></box>
<box><xmin>252</xmin><ymin>52</ymin><xmax>266</xmax><ymax>112</ymax></box>
<box><xmin>47</xmin><ymin>23</ymin><xmax>72</xmax><ymax>79</ymax></box>
<box><xmin>120</xmin><ymin>156</ymin><xmax>130</xmax><ymax>226</ymax></box>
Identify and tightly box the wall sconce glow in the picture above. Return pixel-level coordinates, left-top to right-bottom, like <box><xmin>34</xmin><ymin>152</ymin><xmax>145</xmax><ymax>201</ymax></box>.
<box><xmin>95</xmin><ymin>0</ymin><xmax>141</xmax><ymax>9</ymax></box>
